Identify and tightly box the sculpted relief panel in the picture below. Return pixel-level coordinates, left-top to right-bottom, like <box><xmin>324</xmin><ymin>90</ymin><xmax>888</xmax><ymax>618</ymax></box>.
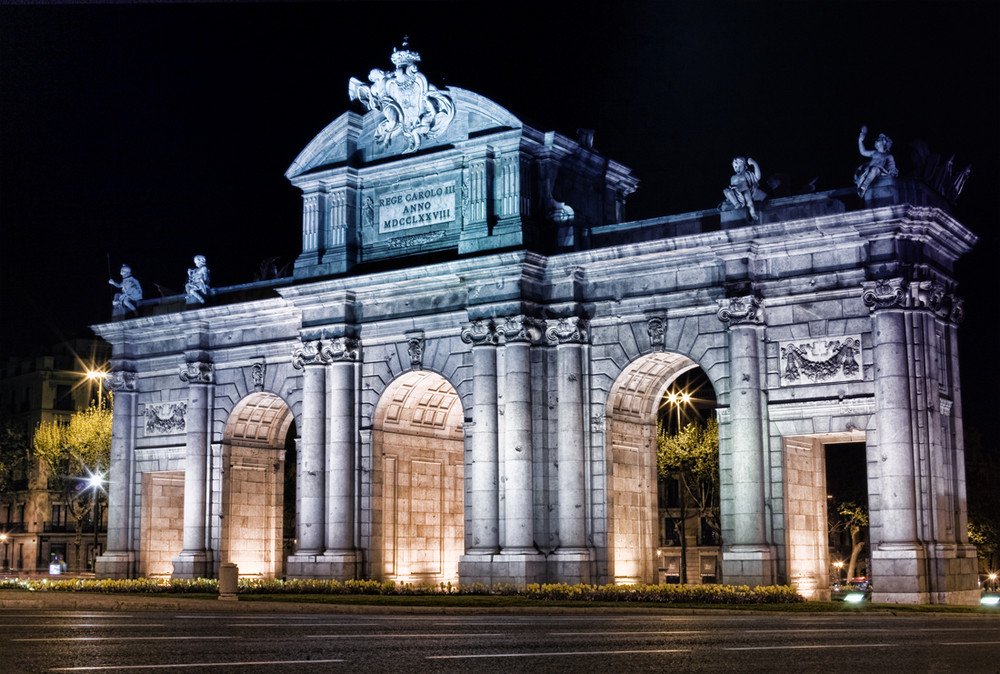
<box><xmin>145</xmin><ymin>401</ymin><xmax>187</xmax><ymax>436</ymax></box>
<box><xmin>779</xmin><ymin>335</ymin><xmax>863</xmax><ymax>387</ymax></box>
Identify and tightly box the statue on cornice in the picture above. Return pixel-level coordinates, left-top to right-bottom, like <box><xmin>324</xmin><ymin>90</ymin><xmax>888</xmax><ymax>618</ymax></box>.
<box><xmin>721</xmin><ymin>156</ymin><xmax>765</xmax><ymax>221</ymax></box>
<box><xmin>185</xmin><ymin>255</ymin><xmax>211</xmax><ymax>304</ymax></box>
<box><xmin>348</xmin><ymin>40</ymin><xmax>456</xmax><ymax>154</ymax></box>
<box><xmin>109</xmin><ymin>264</ymin><xmax>142</xmax><ymax>315</ymax></box>
<box><xmin>854</xmin><ymin>126</ymin><xmax>898</xmax><ymax>197</ymax></box>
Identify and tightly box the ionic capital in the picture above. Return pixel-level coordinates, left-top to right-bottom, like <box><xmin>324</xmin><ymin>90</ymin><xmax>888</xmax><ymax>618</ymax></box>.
<box><xmin>179</xmin><ymin>360</ymin><xmax>213</xmax><ymax>384</ymax></box>
<box><xmin>545</xmin><ymin>316</ymin><xmax>588</xmax><ymax>345</ymax></box>
<box><xmin>105</xmin><ymin>370</ymin><xmax>137</xmax><ymax>393</ymax></box>
<box><xmin>498</xmin><ymin>315</ymin><xmax>544</xmax><ymax>344</ymax></box>
<box><xmin>717</xmin><ymin>295</ymin><xmax>763</xmax><ymax>327</ymax></box>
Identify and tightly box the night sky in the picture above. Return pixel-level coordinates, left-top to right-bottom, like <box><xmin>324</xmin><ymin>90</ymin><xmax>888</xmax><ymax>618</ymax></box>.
<box><xmin>2</xmin><ymin>1</ymin><xmax>997</xmax><ymax>433</ymax></box>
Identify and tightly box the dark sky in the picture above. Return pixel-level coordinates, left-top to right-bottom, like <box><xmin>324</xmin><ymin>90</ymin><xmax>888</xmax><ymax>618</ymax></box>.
<box><xmin>1</xmin><ymin>1</ymin><xmax>997</xmax><ymax>430</ymax></box>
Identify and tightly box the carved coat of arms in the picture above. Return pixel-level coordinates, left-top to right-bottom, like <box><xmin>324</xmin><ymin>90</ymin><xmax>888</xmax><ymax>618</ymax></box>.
<box><xmin>349</xmin><ymin>42</ymin><xmax>456</xmax><ymax>154</ymax></box>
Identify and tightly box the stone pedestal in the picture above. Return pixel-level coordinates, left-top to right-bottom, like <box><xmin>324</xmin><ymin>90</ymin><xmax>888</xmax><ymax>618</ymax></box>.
<box><xmin>721</xmin><ymin>544</ymin><xmax>776</xmax><ymax>587</ymax></box>
<box><xmin>171</xmin><ymin>550</ymin><xmax>214</xmax><ymax>579</ymax></box>
<box><xmin>550</xmin><ymin>549</ymin><xmax>592</xmax><ymax>585</ymax></box>
<box><xmin>871</xmin><ymin>542</ymin><xmax>980</xmax><ymax>605</ymax></box>
<box><xmin>95</xmin><ymin>551</ymin><xmax>136</xmax><ymax>579</ymax></box>
<box><xmin>286</xmin><ymin>551</ymin><xmax>360</xmax><ymax>580</ymax></box>
<box><xmin>459</xmin><ymin>552</ymin><xmax>547</xmax><ymax>587</ymax></box>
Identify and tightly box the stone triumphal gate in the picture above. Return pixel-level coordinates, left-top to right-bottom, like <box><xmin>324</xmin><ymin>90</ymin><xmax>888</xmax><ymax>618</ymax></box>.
<box><xmin>94</xmin><ymin>46</ymin><xmax>979</xmax><ymax>604</ymax></box>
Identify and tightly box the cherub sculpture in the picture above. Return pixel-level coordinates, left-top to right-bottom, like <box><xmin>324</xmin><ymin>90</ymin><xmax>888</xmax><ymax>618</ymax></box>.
<box><xmin>722</xmin><ymin>156</ymin><xmax>765</xmax><ymax>221</ymax></box>
<box><xmin>109</xmin><ymin>264</ymin><xmax>142</xmax><ymax>315</ymax></box>
<box><xmin>854</xmin><ymin>126</ymin><xmax>898</xmax><ymax>197</ymax></box>
<box><xmin>185</xmin><ymin>255</ymin><xmax>211</xmax><ymax>304</ymax></box>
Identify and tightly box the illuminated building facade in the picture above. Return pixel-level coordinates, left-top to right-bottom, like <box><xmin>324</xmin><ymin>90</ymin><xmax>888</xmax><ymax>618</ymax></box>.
<box><xmin>92</xmin><ymin>47</ymin><xmax>979</xmax><ymax>604</ymax></box>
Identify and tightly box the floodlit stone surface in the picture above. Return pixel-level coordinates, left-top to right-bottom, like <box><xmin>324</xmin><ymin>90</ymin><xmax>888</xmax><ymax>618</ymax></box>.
<box><xmin>91</xmin><ymin>53</ymin><xmax>980</xmax><ymax>604</ymax></box>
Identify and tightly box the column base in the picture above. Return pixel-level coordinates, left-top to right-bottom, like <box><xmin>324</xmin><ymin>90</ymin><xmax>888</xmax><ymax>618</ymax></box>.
<box><xmin>871</xmin><ymin>542</ymin><xmax>980</xmax><ymax>605</ymax></box>
<box><xmin>171</xmin><ymin>550</ymin><xmax>214</xmax><ymax>579</ymax></box>
<box><xmin>550</xmin><ymin>548</ymin><xmax>592</xmax><ymax>585</ymax></box>
<box><xmin>285</xmin><ymin>551</ymin><xmax>359</xmax><ymax>580</ymax></box>
<box><xmin>95</xmin><ymin>551</ymin><xmax>136</xmax><ymax>579</ymax></box>
<box><xmin>721</xmin><ymin>544</ymin><xmax>776</xmax><ymax>586</ymax></box>
<box><xmin>458</xmin><ymin>551</ymin><xmax>550</xmax><ymax>587</ymax></box>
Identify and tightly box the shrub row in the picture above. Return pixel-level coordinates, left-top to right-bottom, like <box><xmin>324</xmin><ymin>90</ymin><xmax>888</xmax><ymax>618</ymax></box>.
<box><xmin>0</xmin><ymin>577</ymin><xmax>803</xmax><ymax>604</ymax></box>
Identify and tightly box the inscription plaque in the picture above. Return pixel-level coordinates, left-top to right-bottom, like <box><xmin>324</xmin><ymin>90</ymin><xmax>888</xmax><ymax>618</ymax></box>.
<box><xmin>377</xmin><ymin>181</ymin><xmax>456</xmax><ymax>234</ymax></box>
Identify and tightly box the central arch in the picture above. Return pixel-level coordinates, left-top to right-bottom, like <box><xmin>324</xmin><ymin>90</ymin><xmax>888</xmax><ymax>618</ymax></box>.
<box><xmin>606</xmin><ymin>351</ymin><xmax>710</xmax><ymax>584</ymax></box>
<box><xmin>220</xmin><ymin>391</ymin><xmax>295</xmax><ymax>579</ymax></box>
<box><xmin>371</xmin><ymin>370</ymin><xmax>465</xmax><ymax>584</ymax></box>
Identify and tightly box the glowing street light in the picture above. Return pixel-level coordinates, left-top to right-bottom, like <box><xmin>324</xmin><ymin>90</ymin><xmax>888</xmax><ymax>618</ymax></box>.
<box><xmin>84</xmin><ymin>369</ymin><xmax>106</xmax><ymax>409</ymax></box>
<box><xmin>663</xmin><ymin>389</ymin><xmax>693</xmax><ymax>433</ymax></box>
<box><xmin>84</xmin><ymin>470</ymin><xmax>106</xmax><ymax>572</ymax></box>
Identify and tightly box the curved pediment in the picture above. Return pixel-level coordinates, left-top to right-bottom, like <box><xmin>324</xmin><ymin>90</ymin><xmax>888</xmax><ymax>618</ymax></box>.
<box><xmin>285</xmin><ymin>87</ymin><xmax>522</xmax><ymax>180</ymax></box>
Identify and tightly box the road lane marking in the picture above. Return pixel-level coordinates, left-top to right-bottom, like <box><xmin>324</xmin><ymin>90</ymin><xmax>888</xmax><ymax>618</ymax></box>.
<box><xmin>745</xmin><ymin>629</ymin><xmax>893</xmax><ymax>633</ymax></box>
<box><xmin>16</xmin><ymin>637</ymin><xmax>232</xmax><ymax>642</ymax></box>
<box><xmin>428</xmin><ymin>649</ymin><xmax>689</xmax><ymax>659</ymax></box>
<box><xmin>549</xmin><ymin>631</ymin><xmax>704</xmax><ymax>635</ymax></box>
<box><xmin>306</xmin><ymin>633</ymin><xmax>503</xmax><ymax>638</ymax></box>
<box><xmin>725</xmin><ymin>643</ymin><xmax>895</xmax><ymax>651</ymax></box>
<box><xmin>50</xmin><ymin>659</ymin><xmax>344</xmax><ymax>670</ymax></box>
<box><xmin>939</xmin><ymin>641</ymin><xmax>1000</xmax><ymax>645</ymax></box>
<box><xmin>227</xmin><ymin>622</ymin><xmax>379</xmax><ymax>627</ymax></box>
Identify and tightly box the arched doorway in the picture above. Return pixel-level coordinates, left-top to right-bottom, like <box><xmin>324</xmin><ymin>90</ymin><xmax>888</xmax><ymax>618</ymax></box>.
<box><xmin>220</xmin><ymin>391</ymin><xmax>295</xmax><ymax>579</ymax></box>
<box><xmin>371</xmin><ymin>371</ymin><xmax>464</xmax><ymax>584</ymax></box>
<box><xmin>605</xmin><ymin>352</ymin><xmax>718</xmax><ymax>584</ymax></box>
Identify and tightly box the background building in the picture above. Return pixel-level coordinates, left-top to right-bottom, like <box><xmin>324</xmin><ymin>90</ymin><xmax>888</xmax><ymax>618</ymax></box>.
<box><xmin>0</xmin><ymin>339</ymin><xmax>109</xmax><ymax>574</ymax></box>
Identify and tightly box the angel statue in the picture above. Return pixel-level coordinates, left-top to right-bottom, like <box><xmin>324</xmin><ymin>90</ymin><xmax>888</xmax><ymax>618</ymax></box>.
<box><xmin>855</xmin><ymin>126</ymin><xmax>898</xmax><ymax>197</ymax></box>
<box><xmin>722</xmin><ymin>156</ymin><xmax>765</xmax><ymax>221</ymax></box>
<box><xmin>185</xmin><ymin>255</ymin><xmax>211</xmax><ymax>304</ymax></box>
<box><xmin>109</xmin><ymin>264</ymin><xmax>142</xmax><ymax>316</ymax></box>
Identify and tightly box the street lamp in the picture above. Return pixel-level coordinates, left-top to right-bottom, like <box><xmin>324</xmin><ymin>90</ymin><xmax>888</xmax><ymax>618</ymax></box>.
<box><xmin>84</xmin><ymin>369</ymin><xmax>106</xmax><ymax>409</ymax></box>
<box><xmin>663</xmin><ymin>389</ymin><xmax>692</xmax><ymax>433</ymax></box>
<box><xmin>85</xmin><ymin>470</ymin><xmax>105</xmax><ymax>572</ymax></box>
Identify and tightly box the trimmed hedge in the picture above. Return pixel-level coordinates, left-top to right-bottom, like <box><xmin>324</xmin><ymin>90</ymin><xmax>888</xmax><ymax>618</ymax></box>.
<box><xmin>0</xmin><ymin>577</ymin><xmax>803</xmax><ymax>604</ymax></box>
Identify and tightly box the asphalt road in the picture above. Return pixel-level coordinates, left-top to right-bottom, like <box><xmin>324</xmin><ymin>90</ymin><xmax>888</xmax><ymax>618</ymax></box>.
<box><xmin>2</xmin><ymin>609</ymin><xmax>998</xmax><ymax>673</ymax></box>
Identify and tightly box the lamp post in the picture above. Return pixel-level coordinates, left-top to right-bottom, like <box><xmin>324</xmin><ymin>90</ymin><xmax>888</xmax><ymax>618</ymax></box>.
<box><xmin>85</xmin><ymin>370</ymin><xmax>105</xmax><ymax>409</ymax></box>
<box><xmin>663</xmin><ymin>389</ymin><xmax>692</xmax><ymax>433</ymax></box>
<box><xmin>86</xmin><ymin>472</ymin><xmax>105</xmax><ymax>572</ymax></box>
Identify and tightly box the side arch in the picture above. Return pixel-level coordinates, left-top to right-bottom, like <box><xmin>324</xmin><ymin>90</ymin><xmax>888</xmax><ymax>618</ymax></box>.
<box><xmin>604</xmin><ymin>351</ymin><xmax>711</xmax><ymax>584</ymax></box>
<box><xmin>219</xmin><ymin>391</ymin><xmax>296</xmax><ymax>578</ymax></box>
<box><xmin>370</xmin><ymin>370</ymin><xmax>465</xmax><ymax>584</ymax></box>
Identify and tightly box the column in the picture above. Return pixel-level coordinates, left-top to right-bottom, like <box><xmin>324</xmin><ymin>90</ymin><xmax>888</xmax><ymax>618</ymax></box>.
<box><xmin>865</xmin><ymin>285</ymin><xmax>918</xmax><ymax>547</ymax></box>
<box><xmin>461</xmin><ymin>319</ymin><xmax>500</xmax><ymax>555</ymax></box>
<box><xmin>322</xmin><ymin>337</ymin><xmax>361</xmax><ymax>578</ymax></box>
<box><xmin>717</xmin><ymin>296</ymin><xmax>774</xmax><ymax>585</ymax></box>
<box><xmin>95</xmin><ymin>369</ymin><xmax>137</xmax><ymax>578</ymax></box>
<box><xmin>543</xmin><ymin>316</ymin><xmax>591</xmax><ymax>584</ymax></box>
<box><xmin>290</xmin><ymin>340</ymin><xmax>328</xmax><ymax>558</ymax></box>
<box><xmin>499</xmin><ymin>316</ymin><xmax>540</xmax><ymax>553</ymax></box>
<box><xmin>171</xmin><ymin>359</ymin><xmax>214</xmax><ymax>579</ymax></box>
<box><xmin>861</xmin><ymin>279</ymin><xmax>976</xmax><ymax>603</ymax></box>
